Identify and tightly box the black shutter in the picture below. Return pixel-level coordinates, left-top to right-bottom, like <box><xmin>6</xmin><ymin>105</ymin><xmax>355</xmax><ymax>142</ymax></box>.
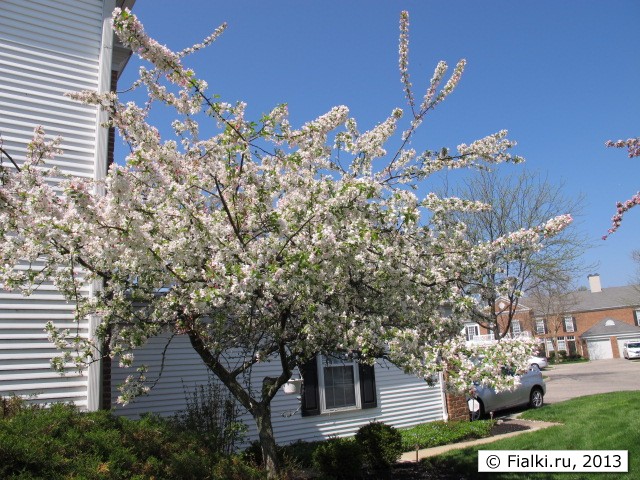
<box><xmin>300</xmin><ymin>358</ymin><xmax>320</xmax><ymax>417</ymax></box>
<box><xmin>562</xmin><ymin>318</ymin><xmax>567</xmax><ymax>332</ymax></box>
<box><xmin>572</xmin><ymin>317</ymin><xmax>577</xmax><ymax>332</ymax></box>
<box><xmin>359</xmin><ymin>363</ymin><xmax>377</xmax><ymax>409</ymax></box>
<box><xmin>543</xmin><ymin>319</ymin><xmax>548</xmax><ymax>335</ymax></box>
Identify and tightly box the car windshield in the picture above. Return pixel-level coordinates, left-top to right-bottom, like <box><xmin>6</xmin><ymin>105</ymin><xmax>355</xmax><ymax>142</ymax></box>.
<box><xmin>627</xmin><ymin>342</ymin><xmax>640</xmax><ymax>349</ymax></box>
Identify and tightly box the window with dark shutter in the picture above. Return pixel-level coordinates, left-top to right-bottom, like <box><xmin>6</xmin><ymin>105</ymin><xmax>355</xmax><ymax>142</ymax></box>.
<box><xmin>300</xmin><ymin>355</ymin><xmax>378</xmax><ymax>416</ymax></box>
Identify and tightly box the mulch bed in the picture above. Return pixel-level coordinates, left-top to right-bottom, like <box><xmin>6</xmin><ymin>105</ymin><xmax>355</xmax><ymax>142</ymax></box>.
<box><xmin>489</xmin><ymin>420</ymin><xmax>531</xmax><ymax>436</ymax></box>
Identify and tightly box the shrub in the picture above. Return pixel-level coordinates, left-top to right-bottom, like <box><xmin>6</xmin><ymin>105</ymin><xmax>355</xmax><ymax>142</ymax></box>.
<box><xmin>312</xmin><ymin>437</ymin><xmax>363</xmax><ymax>480</ymax></box>
<box><xmin>172</xmin><ymin>376</ymin><xmax>247</xmax><ymax>455</ymax></box>
<box><xmin>355</xmin><ymin>422</ymin><xmax>403</xmax><ymax>471</ymax></box>
<box><xmin>0</xmin><ymin>395</ymin><xmax>40</xmax><ymax>419</ymax></box>
<box><xmin>281</xmin><ymin>439</ymin><xmax>323</xmax><ymax>468</ymax></box>
<box><xmin>0</xmin><ymin>404</ymin><xmax>238</xmax><ymax>479</ymax></box>
<box><xmin>212</xmin><ymin>455</ymin><xmax>267</xmax><ymax>480</ymax></box>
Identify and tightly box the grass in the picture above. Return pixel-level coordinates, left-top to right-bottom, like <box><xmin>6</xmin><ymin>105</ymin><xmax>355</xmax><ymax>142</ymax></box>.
<box><xmin>400</xmin><ymin>419</ymin><xmax>495</xmax><ymax>450</ymax></box>
<box><xmin>419</xmin><ymin>391</ymin><xmax>640</xmax><ymax>479</ymax></box>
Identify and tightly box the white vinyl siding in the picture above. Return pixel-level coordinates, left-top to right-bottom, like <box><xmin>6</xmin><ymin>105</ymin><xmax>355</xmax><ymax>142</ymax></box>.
<box><xmin>112</xmin><ymin>335</ymin><xmax>446</xmax><ymax>445</ymax></box>
<box><xmin>0</xmin><ymin>0</ymin><xmax>108</xmax><ymax>408</ymax></box>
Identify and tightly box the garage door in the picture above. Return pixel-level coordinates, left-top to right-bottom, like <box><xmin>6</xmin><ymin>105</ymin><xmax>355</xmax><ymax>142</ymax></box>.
<box><xmin>587</xmin><ymin>339</ymin><xmax>613</xmax><ymax>360</ymax></box>
<box><xmin>618</xmin><ymin>337</ymin><xmax>640</xmax><ymax>357</ymax></box>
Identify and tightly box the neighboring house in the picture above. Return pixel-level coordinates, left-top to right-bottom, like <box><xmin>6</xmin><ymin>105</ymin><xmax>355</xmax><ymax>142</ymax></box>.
<box><xmin>0</xmin><ymin>0</ymin><xmax>460</xmax><ymax>445</ymax></box>
<box><xmin>467</xmin><ymin>274</ymin><xmax>640</xmax><ymax>360</ymax></box>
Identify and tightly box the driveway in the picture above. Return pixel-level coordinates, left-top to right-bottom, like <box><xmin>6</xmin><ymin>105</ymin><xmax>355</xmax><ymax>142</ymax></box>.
<box><xmin>542</xmin><ymin>358</ymin><xmax>640</xmax><ymax>404</ymax></box>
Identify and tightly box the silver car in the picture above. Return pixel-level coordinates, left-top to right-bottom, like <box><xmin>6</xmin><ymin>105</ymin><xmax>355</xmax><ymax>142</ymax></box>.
<box><xmin>468</xmin><ymin>367</ymin><xmax>546</xmax><ymax>420</ymax></box>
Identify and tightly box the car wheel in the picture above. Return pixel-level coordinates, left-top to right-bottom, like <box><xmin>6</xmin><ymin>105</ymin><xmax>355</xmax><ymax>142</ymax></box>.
<box><xmin>530</xmin><ymin>363</ymin><xmax>540</xmax><ymax>370</ymax></box>
<box><xmin>529</xmin><ymin>388</ymin><xmax>544</xmax><ymax>408</ymax></box>
<box><xmin>469</xmin><ymin>398</ymin><xmax>484</xmax><ymax>421</ymax></box>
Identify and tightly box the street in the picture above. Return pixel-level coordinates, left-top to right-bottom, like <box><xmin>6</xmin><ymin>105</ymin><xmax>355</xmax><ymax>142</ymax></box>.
<box><xmin>542</xmin><ymin>358</ymin><xmax>640</xmax><ymax>404</ymax></box>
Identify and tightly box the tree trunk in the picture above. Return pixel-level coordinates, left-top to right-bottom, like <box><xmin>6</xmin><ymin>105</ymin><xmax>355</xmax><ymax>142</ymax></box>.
<box><xmin>253</xmin><ymin>403</ymin><xmax>280</xmax><ymax>478</ymax></box>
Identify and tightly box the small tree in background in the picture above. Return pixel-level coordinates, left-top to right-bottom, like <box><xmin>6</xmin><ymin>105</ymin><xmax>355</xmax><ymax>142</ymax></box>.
<box><xmin>0</xmin><ymin>9</ymin><xmax>570</xmax><ymax>477</ymax></box>
<box><xmin>440</xmin><ymin>169</ymin><xmax>588</xmax><ymax>339</ymax></box>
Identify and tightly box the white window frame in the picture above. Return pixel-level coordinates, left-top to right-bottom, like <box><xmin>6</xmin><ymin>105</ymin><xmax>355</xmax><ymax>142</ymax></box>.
<box><xmin>512</xmin><ymin>320</ymin><xmax>522</xmax><ymax>335</ymax></box>
<box><xmin>317</xmin><ymin>354</ymin><xmax>362</xmax><ymax>414</ymax></box>
<box><xmin>635</xmin><ymin>309</ymin><xmax>640</xmax><ymax>327</ymax></box>
<box><xmin>535</xmin><ymin>318</ymin><xmax>546</xmax><ymax>335</ymax></box>
<box><xmin>545</xmin><ymin>338</ymin><xmax>555</xmax><ymax>352</ymax></box>
<box><xmin>564</xmin><ymin>316</ymin><xmax>575</xmax><ymax>333</ymax></box>
<box><xmin>465</xmin><ymin>324</ymin><xmax>480</xmax><ymax>341</ymax></box>
<box><xmin>557</xmin><ymin>336</ymin><xmax>567</xmax><ymax>351</ymax></box>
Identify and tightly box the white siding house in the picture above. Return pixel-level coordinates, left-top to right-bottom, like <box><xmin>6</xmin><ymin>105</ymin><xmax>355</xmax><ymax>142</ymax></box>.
<box><xmin>1</xmin><ymin>0</ymin><xmax>450</xmax><ymax>445</ymax></box>
<box><xmin>0</xmin><ymin>0</ymin><xmax>133</xmax><ymax>410</ymax></box>
<box><xmin>110</xmin><ymin>335</ymin><xmax>448</xmax><ymax>445</ymax></box>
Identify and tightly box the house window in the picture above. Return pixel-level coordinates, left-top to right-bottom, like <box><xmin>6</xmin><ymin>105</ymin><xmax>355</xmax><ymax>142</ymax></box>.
<box><xmin>557</xmin><ymin>336</ymin><xmax>567</xmax><ymax>351</ymax></box>
<box><xmin>318</xmin><ymin>355</ymin><xmax>360</xmax><ymax>411</ymax></box>
<box><xmin>465</xmin><ymin>324</ymin><xmax>480</xmax><ymax>341</ymax></box>
<box><xmin>634</xmin><ymin>309</ymin><xmax>640</xmax><ymax>327</ymax></box>
<box><xmin>545</xmin><ymin>339</ymin><xmax>554</xmax><ymax>352</ymax></box>
<box><xmin>511</xmin><ymin>320</ymin><xmax>522</xmax><ymax>335</ymax></box>
<box><xmin>564</xmin><ymin>316</ymin><xmax>575</xmax><ymax>332</ymax></box>
<box><xmin>535</xmin><ymin>318</ymin><xmax>546</xmax><ymax>335</ymax></box>
<box><xmin>300</xmin><ymin>355</ymin><xmax>377</xmax><ymax>416</ymax></box>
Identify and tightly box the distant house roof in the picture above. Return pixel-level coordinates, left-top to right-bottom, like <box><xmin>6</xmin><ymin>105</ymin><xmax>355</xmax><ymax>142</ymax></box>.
<box><xmin>582</xmin><ymin>318</ymin><xmax>640</xmax><ymax>339</ymax></box>
<box><xmin>522</xmin><ymin>285</ymin><xmax>640</xmax><ymax>315</ymax></box>
<box><xmin>567</xmin><ymin>286</ymin><xmax>640</xmax><ymax>313</ymax></box>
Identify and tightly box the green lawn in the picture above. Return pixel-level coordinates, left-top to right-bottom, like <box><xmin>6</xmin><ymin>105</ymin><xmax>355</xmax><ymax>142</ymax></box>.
<box><xmin>399</xmin><ymin>419</ymin><xmax>494</xmax><ymax>450</ymax></box>
<box><xmin>420</xmin><ymin>391</ymin><xmax>640</xmax><ymax>479</ymax></box>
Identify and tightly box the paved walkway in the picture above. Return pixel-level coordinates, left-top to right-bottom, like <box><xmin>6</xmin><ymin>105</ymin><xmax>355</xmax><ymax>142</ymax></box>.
<box><xmin>399</xmin><ymin>419</ymin><xmax>559</xmax><ymax>462</ymax></box>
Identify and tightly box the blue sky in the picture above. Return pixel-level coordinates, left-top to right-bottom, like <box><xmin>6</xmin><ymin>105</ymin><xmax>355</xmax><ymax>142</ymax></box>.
<box><xmin>117</xmin><ymin>0</ymin><xmax>640</xmax><ymax>289</ymax></box>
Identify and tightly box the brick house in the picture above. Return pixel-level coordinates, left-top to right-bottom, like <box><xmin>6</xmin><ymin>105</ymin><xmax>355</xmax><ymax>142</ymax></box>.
<box><xmin>466</xmin><ymin>274</ymin><xmax>640</xmax><ymax>360</ymax></box>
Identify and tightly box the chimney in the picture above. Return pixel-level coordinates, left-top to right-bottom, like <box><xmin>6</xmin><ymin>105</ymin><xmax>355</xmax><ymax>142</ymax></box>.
<box><xmin>588</xmin><ymin>274</ymin><xmax>602</xmax><ymax>293</ymax></box>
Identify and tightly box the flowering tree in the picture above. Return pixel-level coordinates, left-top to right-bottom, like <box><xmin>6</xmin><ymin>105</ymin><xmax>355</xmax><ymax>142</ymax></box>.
<box><xmin>604</xmin><ymin>136</ymin><xmax>640</xmax><ymax>238</ymax></box>
<box><xmin>0</xmin><ymin>9</ymin><xmax>570</xmax><ymax>476</ymax></box>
